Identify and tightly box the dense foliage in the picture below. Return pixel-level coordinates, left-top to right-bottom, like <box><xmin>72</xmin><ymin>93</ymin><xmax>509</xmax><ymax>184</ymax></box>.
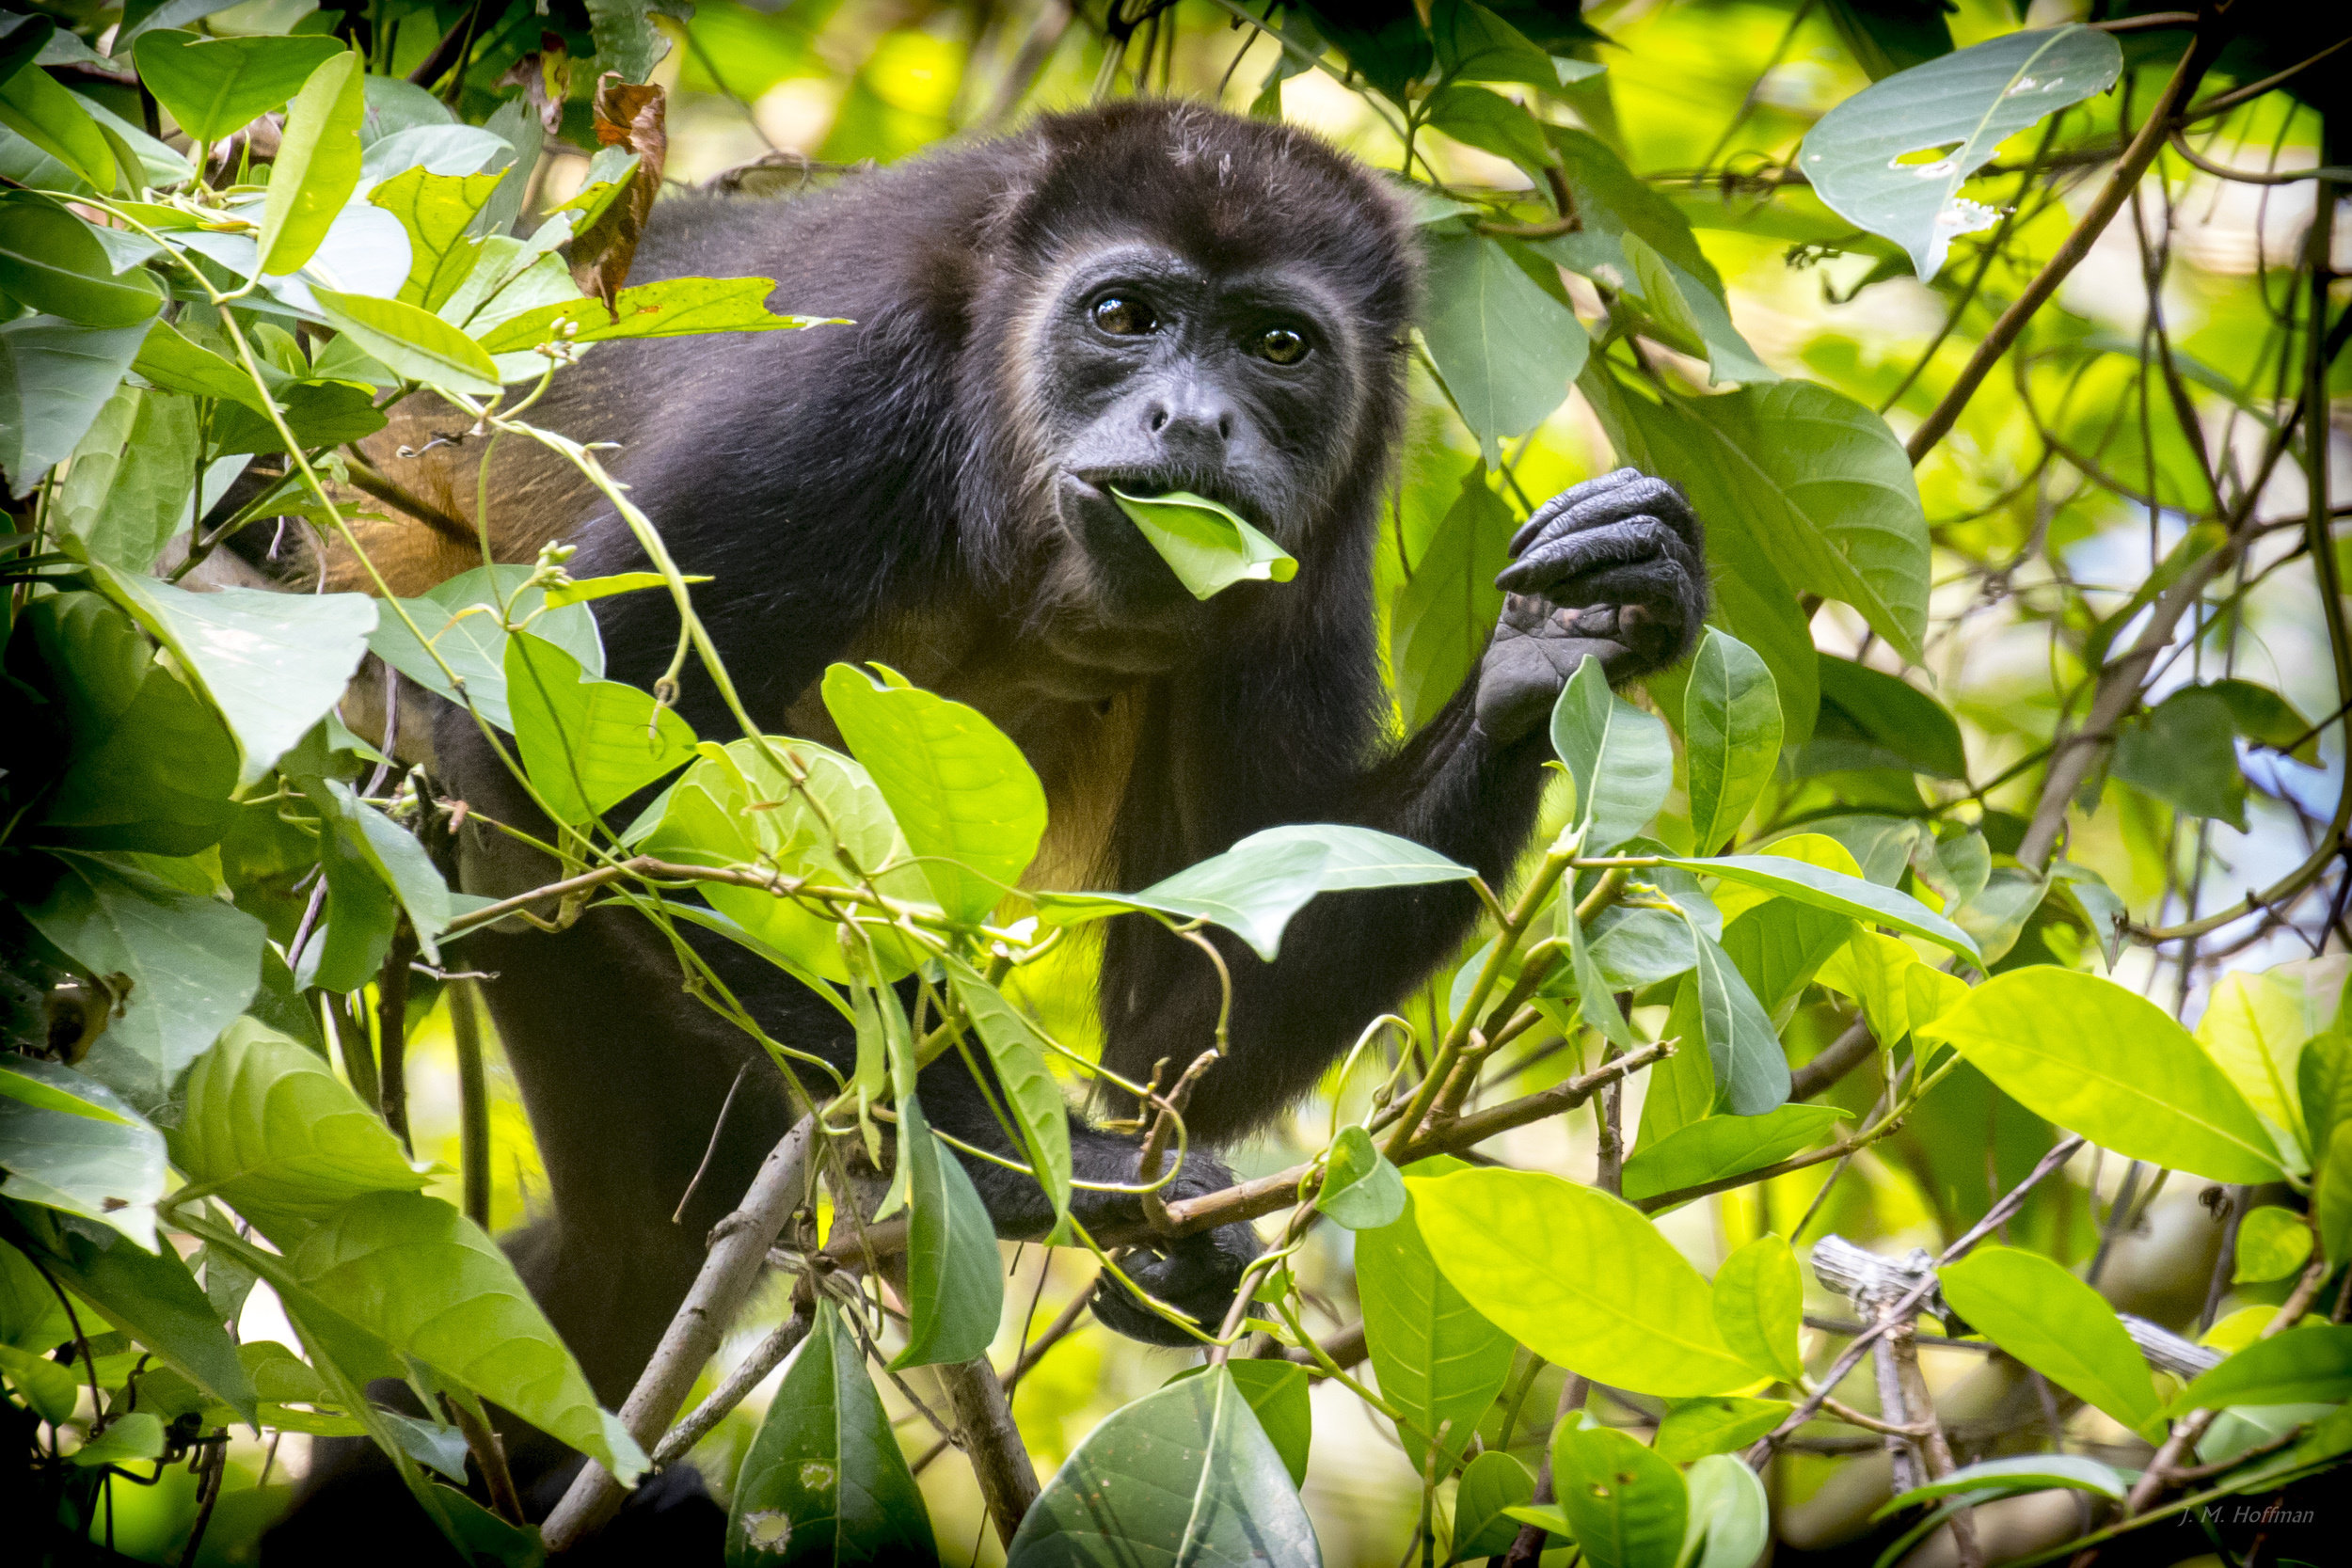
<box><xmin>1</xmin><ymin>2</ymin><xmax>2345</xmax><ymax>1565</ymax></box>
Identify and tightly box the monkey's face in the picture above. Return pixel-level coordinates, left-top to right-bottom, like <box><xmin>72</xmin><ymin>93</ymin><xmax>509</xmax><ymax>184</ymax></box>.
<box><xmin>1027</xmin><ymin>242</ymin><xmax>1375</xmax><ymax>623</ymax></box>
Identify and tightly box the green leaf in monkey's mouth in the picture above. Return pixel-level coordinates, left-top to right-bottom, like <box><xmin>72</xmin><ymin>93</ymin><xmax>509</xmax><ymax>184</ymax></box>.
<box><xmin>1108</xmin><ymin>487</ymin><xmax>1299</xmax><ymax>601</ymax></box>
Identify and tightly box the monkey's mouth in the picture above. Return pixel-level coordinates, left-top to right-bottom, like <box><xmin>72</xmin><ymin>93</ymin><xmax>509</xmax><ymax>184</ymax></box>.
<box><xmin>1054</xmin><ymin>469</ymin><xmax>1269</xmax><ymax>611</ymax></box>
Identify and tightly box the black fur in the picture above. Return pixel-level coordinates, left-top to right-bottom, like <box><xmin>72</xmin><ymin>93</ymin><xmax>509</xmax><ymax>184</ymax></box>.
<box><xmin>272</xmin><ymin>102</ymin><xmax>1706</xmax><ymax>1555</ymax></box>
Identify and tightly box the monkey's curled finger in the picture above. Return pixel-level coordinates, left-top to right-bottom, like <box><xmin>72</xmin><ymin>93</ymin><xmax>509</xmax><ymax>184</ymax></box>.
<box><xmin>1508</xmin><ymin>467</ymin><xmax>1647</xmax><ymax>555</ymax></box>
<box><xmin>1495</xmin><ymin>515</ymin><xmax>1695</xmax><ymax>595</ymax></box>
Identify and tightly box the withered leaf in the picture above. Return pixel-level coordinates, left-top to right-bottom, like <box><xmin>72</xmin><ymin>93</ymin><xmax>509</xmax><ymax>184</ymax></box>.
<box><xmin>568</xmin><ymin>71</ymin><xmax>666</xmax><ymax>318</ymax></box>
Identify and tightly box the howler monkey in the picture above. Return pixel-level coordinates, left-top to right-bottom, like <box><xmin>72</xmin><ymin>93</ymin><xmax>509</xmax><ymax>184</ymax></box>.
<box><xmin>271</xmin><ymin>99</ymin><xmax>1706</xmax><ymax>1547</ymax></box>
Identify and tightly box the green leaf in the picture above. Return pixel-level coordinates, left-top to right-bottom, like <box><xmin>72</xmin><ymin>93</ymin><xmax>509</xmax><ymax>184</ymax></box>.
<box><xmin>726</xmin><ymin>1299</ymin><xmax>935</xmax><ymax>1567</ymax></box>
<box><xmin>2208</xmin><ymin>678</ymin><xmax>2321</xmax><ymax>766</ymax></box>
<box><xmin>1566</xmin><ymin>879</ymin><xmax>1640</xmax><ymax>1050</ymax></box>
<box><xmin>1551</xmin><ymin>655</ymin><xmax>1672</xmax><ymax>854</ymax></box>
<box><xmin>2111</xmin><ymin>688</ymin><xmax>2248</xmax><ymax>830</ymax></box>
<box><xmin>1682</xmin><ymin>1452</ymin><xmax>1771</xmax><ymax>1568</ymax></box>
<box><xmin>0</xmin><ymin>54</ymin><xmax>114</xmax><ymax>189</ymax></box>
<box><xmin>130</xmin><ymin>316</ymin><xmax>275</xmax><ymax>417</ymax></box>
<box><xmin>370</xmin><ymin>166</ymin><xmax>501</xmax><ymax>310</ymax></box>
<box><xmin>888</xmin><ymin>1094</ymin><xmax>1004</xmax><ymax>1371</ymax></box>
<box><xmin>1687</xmin><ymin>921</ymin><xmax>1789</xmax><ymax>1117</ymax></box>
<box><xmin>1548</xmin><ymin>1422</ymin><xmax>1687</xmax><ymax>1568</ymax></box>
<box><xmin>586</xmin><ymin>0</ymin><xmax>668</xmax><ymax>84</ymax></box>
<box><xmin>19</xmin><ymin>592</ymin><xmax>239</xmax><ymax>854</ymax></box>
<box><xmin>1610</xmin><ymin>377</ymin><xmax>1929</xmax><ymax>667</ymax></box>
<box><xmin>541</xmin><ymin>570</ymin><xmax>707</xmax><ymax>609</ymax></box>
<box><xmin>1166</xmin><ymin>1359</ymin><xmax>1313</xmax><ymax>1488</ymax></box>
<box><xmin>171</xmin><ymin>1020</ymin><xmax>426</xmax><ymax>1247</ymax></box>
<box><xmin>2200</xmin><ymin>958</ymin><xmax>2339</xmax><ymax>1170</ymax></box>
<box><xmin>1682</xmin><ymin>630</ymin><xmax>1780</xmax><ymax>853</ymax></box>
<box><xmin>256</xmin><ymin>50</ymin><xmax>363</xmax><ymax>277</ymax></box>
<box><xmin>820</xmin><ymin>662</ymin><xmax>1047</xmax><ymax>921</ymax></box>
<box><xmin>2232</xmin><ymin>1207</ymin><xmax>2313</xmax><ymax>1284</ymax></box>
<box><xmin>53</xmin><ymin>384</ymin><xmax>198</xmax><ymax>572</ymax></box>
<box><xmin>0</xmin><ymin>1338</ymin><xmax>79</xmax><ymax>1424</ymax></box>
<box><xmin>1881</xmin><ymin>1453</ymin><xmax>2133</xmax><ymax>1514</ymax></box>
<box><xmin>1450</xmin><ymin>1450</ymin><xmax>1535</xmax><ymax>1562</ymax></box>
<box><xmin>1811</xmin><ymin>655</ymin><xmax>1965</xmax><ymax>779</ymax></box>
<box><xmin>0</xmin><ymin>195</ymin><xmax>160</xmax><ymax>326</ymax></box>
<box><xmin>366</xmin><ymin>564</ymin><xmax>602</xmax><ymax>733</ymax></box>
<box><xmin>1425</xmin><ymin>84</ymin><xmax>1555</xmax><ymax>173</ymax></box>
<box><xmin>1711</xmin><ymin>1234</ymin><xmax>1806</xmax><ymax>1384</ymax></box>
<box><xmin>1107</xmin><ymin>487</ymin><xmax>1299</xmax><ymax>601</ymax></box>
<box><xmin>1653</xmin><ymin>1396</ymin><xmax>1792</xmax><ymax>1461</ymax></box>
<box><xmin>1004</xmin><ymin>1366</ymin><xmax>1318</xmax><ymax>1564</ymax></box>
<box><xmin>133</xmin><ymin>30</ymin><xmax>346</xmax><ymax>143</ymax></box>
<box><xmin>0</xmin><ymin>1058</ymin><xmax>166</xmax><ymax>1250</ymax></box>
<box><xmin>21</xmin><ymin>1212</ymin><xmax>256</xmax><ymax>1421</ymax></box>
<box><xmin>312</xmin><ymin>285</ymin><xmax>502</xmax><ymax>396</ymax></box>
<box><xmin>1390</xmin><ymin>461</ymin><xmax>1514</xmax><ymax>730</ymax></box>
<box><xmin>505</xmin><ymin>632</ymin><xmax>696</xmax><ymax>825</ymax></box>
<box><xmin>1359</xmin><ymin>1163</ymin><xmax>1518</xmax><ymax>1480</ymax></box>
<box><xmin>0</xmin><ymin>314</ymin><xmax>151</xmax><ymax>498</ymax></box>
<box><xmin>473</xmin><ymin>276</ymin><xmax>840</xmax><ymax>351</ymax></box>
<box><xmin>21</xmin><ymin>851</ymin><xmax>262</xmax><ymax>1109</ymax></box>
<box><xmin>2302</xmin><ymin>1033</ymin><xmax>2352</xmax><ymax>1267</ymax></box>
<box><xmin>1317</xmin><ymin>1125</ymin><xmax>1407</xmax><ymax>1229</ymax></box>
<box><xmin>1939</xmin><ymin>1247</ymin><xmax>2160</xmax><ymax>1435</ymax></box>
<box><xmin>1037</xmin><ymin>824</ymin><xmax>1474</xmax><ymax>961</ymax></box>
<box><xmin>1410</xmin><ymin>1168</ymin><xmax>1757</xmax><ymax>1396</ymax></box>
<box><xmin>2172</xmin><ymin>1325</ymin><xmax>2352</xmax><ymax>1413</ymax></box>
<box><xmin>1625</xmin><ymin>1104</ymin><xmax>1846</xmax><ymax>1205</ymax></box>
<box><xmin>1916</xmin><ymin>968</ymin><xmax>2282</xmax><ymax>1183</ymax></box>
<box><xmin>1821</xmin><ymin>0</ymin><xmax>1955</xmax><ymax>81</ymax></box>
<box><xmin>1800</xmin><ymin>25</ymin><xmax>2122</xmax><ymax>280</ymax></box>
<box><xmin>1661</xmin><ymin>853</ymin><xmax>1979</xmax><ymax>964</ymax></box>
<box><xmin>939</xmin><ymin>960</ymin><xmax>1072</xmax><ymax>1234</ymax></box>
<box><xmin>71</xmin><ymin>1409</ymin><xmax>166</xmax><ymax>1466</ymax></box>
<box><xmin>1421</xmin><ymin>227</ymin><xmax>1588</xmax><ymax>464</ymax></box>
<box><xmin>88</xmin><ymin>563</ymin><xmax>376</xmax><ymax>787</ymax></box>
<box><xmin>1430</xmin><ymin>0</ymin><xmax>1578</xmax><ymax>92</ymax></box>
<box><xmin>286</xmin><ymin>1190</ymin><xmax>644</xmax><ymax>1480</ymax></box>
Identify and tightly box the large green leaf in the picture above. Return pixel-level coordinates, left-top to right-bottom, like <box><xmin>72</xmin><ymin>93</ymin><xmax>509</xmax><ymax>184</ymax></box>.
<box><xmin>1108</xmin><ymin>488</ymin><xmax>1299</xmax><ymax>601</ymax></box>
<box><xmin>1810</xmin><ymin>654</ymin><xmax>1966</xmax><ymax>779</ymax></box>
<box><xmin>1004</xmin><ymin>1366</ymin><xmax>1319</xmax><ymax>1566</ymax></box>
<box><xmin>0</xmin><ymin>314</ymin><xmax>151</xmax><ymax>498</ymax></box>
<box><xmin>1709</xmin><ymin>1234</ymin><xmax>1805</xmax><ymax>1385</ymax></box>
<box><xmin>0</xmin><ymin>194</ymin><xmax>162</xmax><ymax>327</ymax></box>
<box><xmin>286</xmin><ymin>1190</ymin><xmax>644</xmax><ymax>1480</ymax></box>
<box><xmin>888</xmin><ymin>1094</ymin><xmax>1004</xmax><ymax>1371</ymax></box>
<box><xmin>1688</xmin><ymin>920</ymin><xmax>1789</xmax><ymax>1117</ymax></box>
<box><xmin>1653</xmin><ymin>1396</ymin><xmax>1792</xmax><ymax>1461</ymax></box>
<box><xmin>1165</xmin><ymin>1359</ymin><xmax>1312</xmax><ymax>1487</ymax></box>
<box><xmin>1358</xmin><ymin>1162</ymin><xmax>1517</xmax><ymax>1479</ymax></box>
<box><xmin>1541</xmin><ymin>1423</ymin><xmax>1687</xmax><ymax>1568</ymax></box>
<box><xmin>1390</xmin><ymin>461</ymin><xmax>1512</xmax><ymax>731</ymax></box>
<box><xmin>1623</xmin><ymin>1103</ymin><xmax>1848</xmax><ymax>1204</ymax></box>
<box><xmin>1662</xmin><ymin>853</ymin><xmax>1978</xmax><ymax>964</ymax></box>
<box><xmin>1940</xmin><ymin>1248</ymin><xmax>2162</xmax><ymax>1435</ymax></box>
<box><xmin>1451</xmin><ymin>1450</ymin><xmax>1536</xmax><ymax>1562</ymax></box>
<box><xmin>2173</xmin><ymin>1325</ymin><xmax>2352</xmax><ymax>1412</ymax></box>
<box><xmin>1421</xmin><ymin>227</ymin><xmax>1588</xmax><ymax>464</ymax></box>
<box><xmin>366</xmin><ymin>564</ymin><xmax>602</xmax><ymax>733</ymax></box>
<box><xmin>1681</xmin><ymin>629</ymin><xmax>1780</xmax><ymax>853</ymax></box>
<box><xmin>20</xmin><ymin>592</ymin><xmax>238</xmax><ymax>854</ymax></box>
<box><xmin>370</xmin><ymin>166</ymin><xmax>501</xmax><ymax>310</ymax></box>
<box><xmin>942</xmin><ymin>959</ymin><xmax>1072</xmax><ymax>1236</ymax></box>
<box><xmin>473</xmin><ymin>276</ymin><xmax>838</xmax><ymax>351</ymax></box>
<box><xmin>257</xmin><ymin>50</ymin><xmax>363</xmax><ymax>277</ymax></box>
<box><xmin>725</xmin><ymin>1300</ymin><xmax>934</xmax><ymax>1567</ymax></box>
<box><xmin>313</xmin><ymin>286</ymin><xmax>501</xmax><ymax>397</ymax></box>
<box><xmin>88</xmin><ymin>563</ymin><xmax>376</xmax><ymax>787</ymax></box>
<box><xmin>1425</xmin><ymin>84</ymin><xmax>1555</xmax><ymax>172</ymax></box>
<box><xmin>1551</xmin><ymin>655</ymin><xmax>1672</xmax><ymax>854</ymax></box>
<box><xmin>132</xmin><ymin>30</ymin><xmax>345</xmax><ymax>143</ymax></box>
<box><xmin>505</xmin><ymin>632</ymin><xmax>696</xmax><ymax>825</ymax></box>
<box><xmin>0</xmin><ymin>1057</ymin><xmax>166</xmax><ymax>1250</ymax></box>
<box><xmin>1410</xmin><ymin>1168</ymin><xmax>1756</xmax><ymax>1395</ymax></box>
<box><xmin>2199</xmin><ymin>958</ymin><xmax>2340</xmax><ymax>1168</ymax></box>
<box><xmin>1916</xmin><ymin>968</ymin><xmax>2281</xmax><ymax>1183</ymax></box>
<box><xmin>0</xmin><ymin>47</ymin><xmax>115</xmax><ymax>189</ymax></box>
<box><xmin>2112</xmin><ymin>688</ymin><xmax>2249</xmax><ymax>830</ymax></box>
<box><xmin>18</xmin><ymin>1211</ymin><xmax>256</xmax><ymax>1422</ymax></box>
<box><xmin>1800</xmin><ymin>25</ymin><xmax>2122</xmax><ymax>280</ymax></box>
<box><xmin>22</xmin><ymin>851</ymin><xmax>263</xmax><ymax>1109</ymax></box>
<box><xmin>170</xmin><ymin>1021</ymin><xmax>426</xmax><ymax>1246</ymax></box>
<box><xmin>1037</xmin><ymin>824</ymin><xmax>1473</xmax><ymax>961</ymax></box>
<box><xmin>821</xmin><ymin>663</ymin><xmax>1046</xmax><ymax>922</ymax></box>
<box><xmin>53</xmin><ymin>383</ymin><xmax>198</xmax><ymax>572</ymax></box>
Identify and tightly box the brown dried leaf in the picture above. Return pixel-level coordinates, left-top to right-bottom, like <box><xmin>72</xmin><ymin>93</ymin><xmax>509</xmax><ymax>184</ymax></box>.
<box><xmin>569</xmin><ymin>71</ymin><xmax>667</xmax><ymax>317</ymax></box>
<box><xmin>496</xmin><ymin>34</ymin><xmax>573</xmax><ymax>138</ymax></box>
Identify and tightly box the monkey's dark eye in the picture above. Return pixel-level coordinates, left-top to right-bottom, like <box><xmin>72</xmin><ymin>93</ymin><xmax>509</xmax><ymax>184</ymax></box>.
<box><xmin>1089</xmin><ymin>295</ymin><xmax>1157</xmax><ymax>336</ymax></box>
<box><xmin>1255</xmin><ymin>327</ymin><xmax>1308</xmax><ymax>365</ymax></box>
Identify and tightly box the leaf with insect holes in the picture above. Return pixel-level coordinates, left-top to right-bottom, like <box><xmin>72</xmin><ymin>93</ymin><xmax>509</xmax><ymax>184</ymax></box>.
<box><xmin>1109</xmin><ymin>487</ymin><xmax>1298</xmax><ymax>600</ymax></box>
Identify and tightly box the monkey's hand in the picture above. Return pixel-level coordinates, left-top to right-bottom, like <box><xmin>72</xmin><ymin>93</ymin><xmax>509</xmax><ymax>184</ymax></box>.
<box><xmin>1087</xmin><ymin>1164</ymin><xmax>1263</xmax><ymax>1348</ymax></box>
<box><xmin>1474</xmin><ymin>467</ymin><xmax>1708</xmax><ymax>746</ymax></box>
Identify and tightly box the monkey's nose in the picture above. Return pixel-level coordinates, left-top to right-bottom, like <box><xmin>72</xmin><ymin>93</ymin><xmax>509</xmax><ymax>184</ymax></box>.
<box><xmin>1144</xmin><ymin>391</ymin><xmax>1237</xmax><ymax>459</ymax></box>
